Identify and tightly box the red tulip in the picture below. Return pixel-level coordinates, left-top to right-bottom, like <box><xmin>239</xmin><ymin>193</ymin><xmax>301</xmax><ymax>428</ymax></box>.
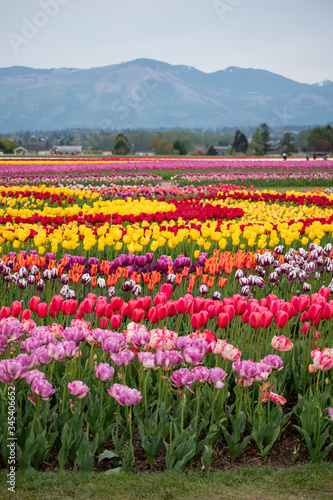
<box><xmin>224</xmin><ymin>305</ymin><xmax>235</xmax><ymax>321</ymax></box>
<box><xmin>50</xmin><ymin>295</ymin><xmax>63</xmax><ymax>312</ymax></box>
<box><xmin>160</xmin><ymin>283</ymin><xmax>173</xmax><ymax>299</ymax></box>
<box><xmin>299</xmin><ymin>311</ymin><xmax>308</xmax><ymax>323</ymax></box>
<box><xmin>249</xmin><ymin>312</ymin><xmax>261</xmax><ymax>328</ymax></box>
<box><xmin>119</xmin><ymin>303</ymin><xmax>129</xmax><ymax>318</ymax></box>
<box><xmin>275</xmin><ymin>310</ymin><xmax>289</xmax><ymax>328</ymax></box>
<box><xmin>111</xmin><ymin>314</ymin><xmax>122</xmax><ymax>329</ymax></box>
<box><xmin>207</xmin><ymin>305</ymin><xmax>216</xmax><ymax>320</ymax></box>
<box><xmin>29</xmin><ymin>296</ymin><xmax>41</xmax><ymax>313</ymax></box>
<box><xmin>148</xmin><ymin>307</ymin><xmax>159</xmax><ymax>324</ymax></box>
<box><xmin>0</xmin><ymin>306</ymin><xmax>10</xmax><ymax>319</ymax></box>
<box><xmin>49</xmin><ymin>303</ymin><xmax>59</xmax><ymax>318</ymax></box>
<box><xmin>10</xmin><ymin>301</ymin><xmax>22</xmax><ymax>318</ymax></box>
<box><xmin>241</xmin><ymin>310</ymin><xmax>250</xmax><ymax>324</ymax></box>
<box><xmin>217</xmin><ymin>313</ymin><xmax>229</xmax><ymax>329</ymax></box>
<box><xmin>99</xmin><ymin>317</ymin><xmax>108</xmax><ymax>329</ymax></box>
<box><xmin>142</xmin><ymin>296</ymin><xmax>152</xmax><ymax>310</ymax></box>
<box><xmin>199</xmin><ymin>310</ymin><xmax>208</xmax><ymax>327</ymax></box>
<box><xmin>20</xmin><ymin>309</ymin><xmax>31</xmax><ymax>321</ymax></box>
<box><xmin>157</xmin><ymin>304</ymin><xmax>168</xmax><ymax>321</ymax></box>
<box><xmin>308</xmin><ymin>304</ymin><xmax>321</xmax><ymax>322</ymax></box>
<box><xmin>110</xmin><ymin>296</ymin><xmax>124</xmax><ymax>312</ymax></box>
<box><xmin>319</xmin><ymin>287</ymin><xmax>331</xmax><ymax>300</ymax></box>
<box><xmin>36</xmin><ymin>302</ymin><xmax>48</xmax><ymax>318</ymax></box>
<box><xmin>105</xmin><ymin>304</ymin><xmax>113</xmax><ymax>318</ymax></box>
<box><xmin>176</xmin><ymin>298</ymin><xmax>187</xmax><ymax>314</ymax></box>
<box><xmin>132</xmin><ymin>308</ymin><xmax>145</xmax><ymax>323</ymax></box>
<box><xmin>154</xmin><ymin>292</ymin><xmax>167</xmax><ymax>306</ymax></box>
<box><xmin>94</xmin><ymin>302</ymin><xmax>106</xmax><ymax>318</ymax></box>
<box><xmin>166</xmin><ymin>300</ymin><xmax>177</xmax><ymax>318</ymax></box>
<box><xmin>259</xmin><ymin>310</ymin><xmax>273</xmax><ymax>329</ymax></box>
<box><xmin>190</xmin><ymin>313</ymin><xmax>202</xmax><ymax>330</ymax></box>
<box><xmin>234</xmin><ymin>298</ymin><xmax>247</xmax><ymax>316</ymax></box>
<box><xmin>193</xmin><ymin>296</ymin><xmax>205</xmax><ymax>313</ymax></box>
<box><xmin>298</xmin><ymin>294</ymin><xmax>310</xmax><ymax>312</ymax></box>
<box><xmin>322</xmin><ymin>303</ymin><xmax>333</xmax><ymax>320</ymax></box>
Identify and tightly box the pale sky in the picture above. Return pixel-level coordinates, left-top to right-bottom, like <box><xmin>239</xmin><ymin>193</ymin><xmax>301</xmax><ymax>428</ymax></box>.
<box><xmin>1</xmin><ymin>0</ymin><xmax>333</xmax><ymax>84</ymax></box>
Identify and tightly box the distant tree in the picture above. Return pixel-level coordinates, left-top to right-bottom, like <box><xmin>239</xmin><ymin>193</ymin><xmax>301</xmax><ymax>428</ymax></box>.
<box><xmin>248</xmin><ymin>129</ymin><xmax>264</xmax><ymax>155</ymax></box>
<box><xmin>148</xmin><ymin>138</ymin><xmax>162</xmax><ymax>150</ymax></box>
<box><xmin>155</xmin><ymin>140</ymin><xmax>173</xmax><ymax>155</ymax></box>
<box><xmin>45</xmin><ymin>140</ymin><xmax>53</xmax><ymax>150</ymax></box>
<box><xmin>315</xmin><ymin>139</ymin><xmax>332</xmax><ymax>152</ymax></box>
<box><xmin>232</xmin><ymin>130</ymin><xmax>248</xmax><ymax>153</ymax></box>
<box><xmin>0</xmin><ymin>139</ymin><xmax>17</xmax><ymax>153</ymax></box>
<box><xmin>173</xmin><ymin>139</ymin><xmax>187</xmax><ymax>155</ymax></box>
<box><xmin>259</xmin><ymin>123</ymin><xmax>272</xmax><ymax>154</ymax></box>
<box><xmin>114</xmin><ymin>133</ymin><xmax>130</xmax><ymax>155</ymax></box>
<box><xmin>206</xmin><ymin>145</ymin><xmax>218</xmax><ymax>156</ymax></box>
<box><xmin>278</xmin><ymin>133</ymin><xmax>298</xmax><ymax>155</ymax></box>
<box><xmin>193</xmin><ymin>146</ymin><xmax>206</xmax><ymax>155</ymax></box>
<box><xmin>307</xmin><ymin>126</ymin><xmax>333</xmax><ymax>151</ymax></box>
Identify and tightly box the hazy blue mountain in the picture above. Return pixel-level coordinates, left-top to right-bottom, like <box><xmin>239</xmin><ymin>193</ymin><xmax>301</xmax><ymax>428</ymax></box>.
<box><xmin>0</xmin><ymin>58</ymin><xmax>332</xmax><ymax>132</ymax></box>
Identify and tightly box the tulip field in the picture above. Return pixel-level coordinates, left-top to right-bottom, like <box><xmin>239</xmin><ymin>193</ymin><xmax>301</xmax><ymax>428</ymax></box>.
<box><xmin>0</xmin><ymin>157</ymin><xmax>333</xmax><ymax>473</ymax></box>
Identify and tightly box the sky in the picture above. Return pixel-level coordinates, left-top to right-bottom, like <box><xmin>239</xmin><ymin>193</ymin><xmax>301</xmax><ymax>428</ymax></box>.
<box><xmin>1</xmin><ymin>0</ymin><xmax>333</xmax><ymax>84</ymax></box>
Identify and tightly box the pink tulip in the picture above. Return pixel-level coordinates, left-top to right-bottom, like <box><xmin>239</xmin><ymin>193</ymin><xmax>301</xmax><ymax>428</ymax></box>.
<box><xmin>183</xmin><ymin>347</ymin><xmax>204</xmax><ymax>366</ymax></box>
<box><xmin>271</xmin><ymin>335</ymin><xmax>294</xmax><ymax>352</ymax></box>
<box><xmin>137</xmin><ymin>352</ymin><xmax>157</xmax><ymax>370</ymax></box>
<box><xmin>68</xmin><ymin>380</ymin><xmax>90</xmax><ymax>399</ymax></box>
<box><xmin>208</xmin><ymin>367</ymin><xmax>227</xmax><ymax>388</ymax></box>
<box><xmin>108</xmin><ymin>383</ymin><xmax>142</xmax><ymax>406</ymax></box>
<box><xmin>170</xmin><ymin>368</ymin><xmax>195</xmax><ymax>389</ymax></box>
<box><xmin>311</xmin><ymin>349</ymin><xmax>333</xmax><ymax>371</ymax></box>
<box><xmin>31</xmin><ymin>378</ymin><xmax>55</xmax><ymax>400</ymax></box>
<box><xmin>233</xmin><ymin>360</ymin><xmax>257</xmax><ymax>379</ymax></box>
<box><xmin>94</xmin><ymin>363</ymin><xmax>115</xmax><ymax>382</ymax></box>
<box><xmin>262</xmin><ymin>354</ymin><xmax>284</xmax><ymax>370</ymax></box>
<box><xmin>192</xmin><ymin>366</ymin><xmax>210</xmax><ymax>383</ymax></box>
<box><xmin>110</xmin><ymin>349</ymin><xmax>135</xmax><ymax>366</ymax></box>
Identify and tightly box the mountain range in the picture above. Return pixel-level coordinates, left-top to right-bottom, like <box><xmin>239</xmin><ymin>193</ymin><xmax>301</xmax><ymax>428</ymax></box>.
<box><xmin>0</xmin><ymin>58</ymin><xmax>332</xmax><ymax>132</ymax></box>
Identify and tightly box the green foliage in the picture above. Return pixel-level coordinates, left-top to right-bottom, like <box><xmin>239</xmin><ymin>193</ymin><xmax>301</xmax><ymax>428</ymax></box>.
<box><xmin>232</xmin><ymin>130</ymin><xmax>248</xmax><ymax>153</ymax></box>
<box><xmin>206</xmin><ymin>145</ymin><xmax>217</xmax><ymax>156</ymax></box>
<box><xmin>155</xmin><ymin>140</ymin><xmax>173</xmax><ymax>155</ymax></box>
<box><xmin>0</xmin><ymin>138</ymin><xmax>17</xmax><ymax>153</ymax></box>
<box><xmin>114</xmin><ymin>133</ymin><xmax>130</xmax><ymax>155</ymax></box>
<box><xmin>278</xmin><ymin>133</ymin><xmax>298</xmax><ymax>154</ymax></box>
<box><xmin>172</xmin><ymin>139</ymin><xmax>187</xmax><ymax>155</ymax></box>
<box><xmin>248</xmin><ymin>129</ymin><xmax>264</xmax><ymax>155</ymax></box>
<box><xmin>307</xmin><ymin>126</ymin><xmax>333</xmax><ymax>151</ymax></box>
<box><xmin>259</xmin><ymin>123</ymin><xmax>272</xmax><ymax>154</ymax></box>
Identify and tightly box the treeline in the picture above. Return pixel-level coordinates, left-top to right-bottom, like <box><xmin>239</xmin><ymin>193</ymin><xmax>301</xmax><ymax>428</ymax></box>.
<box><xmin>1</xmin><ymin>124</ymin><xmax>332</xmax><ymax>155</ymax></box>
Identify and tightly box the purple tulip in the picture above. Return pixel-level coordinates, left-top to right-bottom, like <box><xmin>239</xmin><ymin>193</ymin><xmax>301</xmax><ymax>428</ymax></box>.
<box><xmin>102</xmin><ymin>335</ymin><xmax>126</xmax><ymax>354</ymax></box>
<box><xmin>94</xmin><ymin>363</ymin><xmax>115</xmax><ymax>382</ymax></box>
<box><xmin>130</xmin><ymin>332</ymin><xmax>151</xmax><ymax>348</ymax></box>
<box><xmin>108</xmin><ymin>383</ymin><xmax>142</xmax><ymax>406</ymax></box>
<box><xmin>233</xmin><ymin>360</ymin><xmax>258</xmax><ymax>379</ymax></box>
<box><xmin>62</xmin><ymin>327</ymin><xmax>89</xmax><ymax>344</ymax></box>
<box><xmin>68</xmin><ymin>380</ymin><xmax>90</xmax><ymax>399</ymax></box>
<box><xmin>23</xmin><ymin>369</ymin><xmax>46</xmax><ymax>384</ymax></box>
<box><xmin>192</xmin><ymin>366</ymin><xmax>210</xmax><ymax>383</ymax></box>
<box><xmin>31</xmin><ymin>378</ymin><xmax>55</xmax><ymax>400</ymax></box>
<box><xmin>170</xmin><ymin>368</ymin><xmax>195</xmax><ymax>390</ymax></box>
<box><xmin>0</xmin><ymin>359</ymin><xmax>25</xmax><ymax>382</ymax></box>
<box><xmin>111</xmin><ymin>349</ymin><xmax>135</xmax><ymax>366</ymax></box>
<box><xmin>183</xmin><ymin>347</ymin><xmax>204</xmax><ymax>366</ymax></box>
<box><xmin>262</xmin><ymin>354</ymin><xmax>284</xmax><ymax>370</ymax></box>
<box><xmin>175</xmin><ymin>336</ymin><xmax>193</xmax><ymax>350</ymax></box>
<box><xmin>137</xmin><ymin>352</ymin><xmax>157</xmax><ymax>370</ymax></box>
<box><xmin>208</xmin><ymin>367</ymin><xmax>227</xmax><ymax>388</ymax></box>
